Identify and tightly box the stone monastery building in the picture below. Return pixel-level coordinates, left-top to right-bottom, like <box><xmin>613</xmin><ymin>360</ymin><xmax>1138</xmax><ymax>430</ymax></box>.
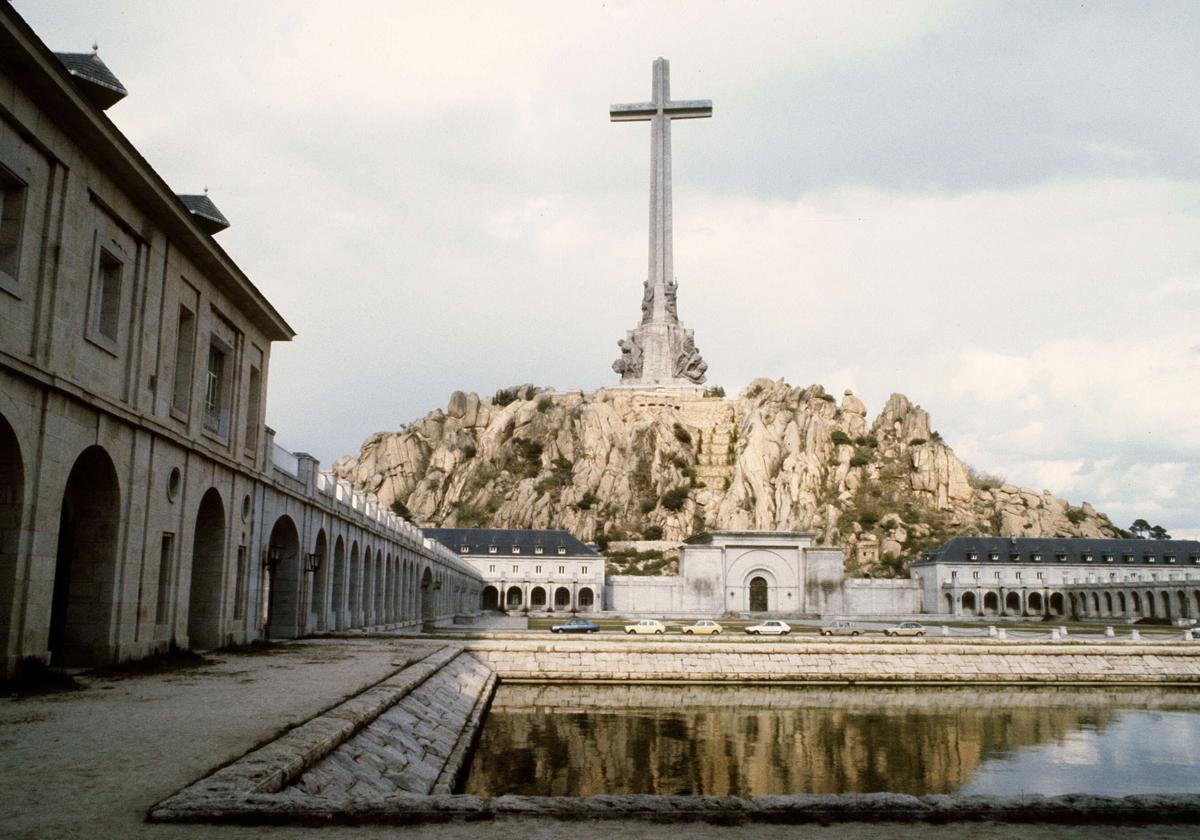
<box><xmin>0</xmin><ymin>7</ymin><xmax>482</xmax><ymax>678</ymax></box>
<box><xmin>425</xmin><ymin>528</ymin><xmax>604</xmax><ymax>613</ymax></box>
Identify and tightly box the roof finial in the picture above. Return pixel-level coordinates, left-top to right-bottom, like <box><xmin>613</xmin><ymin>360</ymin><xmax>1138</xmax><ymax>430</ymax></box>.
<box><xmin>91</xmin><ymin>41</ymin><xmax>99</xmax><ymax>55</ymax></box>
<box><xmin>203</xmin><ymin>184</ymin><xmax>209</xmax><ymax>195</ymax></box>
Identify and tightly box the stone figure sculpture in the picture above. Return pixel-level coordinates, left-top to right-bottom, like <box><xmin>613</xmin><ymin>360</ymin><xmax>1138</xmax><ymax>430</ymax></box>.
<box><xmin>674</xmin><ymin>335</ymin><xmax>707</xmax><ymax>384</ymax></box>
<box><xmin>612</xmin><ymin>336</ymin><xmax>644</xmax><ymax>380</ymax></box>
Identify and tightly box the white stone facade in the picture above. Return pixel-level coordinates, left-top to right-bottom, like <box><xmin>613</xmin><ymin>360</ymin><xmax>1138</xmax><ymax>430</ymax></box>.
<box><xmin>0</xmin><ymin>9</ymin><xmax>482</xmax><ymax>677</ymax></box>
<box><xmin>606</xmin><ymin>531</ymin><xmax>922</xmax><ymax>617</ymax></box>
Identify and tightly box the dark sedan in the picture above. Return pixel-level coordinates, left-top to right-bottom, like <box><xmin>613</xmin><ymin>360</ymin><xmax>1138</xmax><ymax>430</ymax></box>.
<box><xmin>550</xmin><ymin>618</ymin><xmax>600</xmax><ymax>634</ymax></box>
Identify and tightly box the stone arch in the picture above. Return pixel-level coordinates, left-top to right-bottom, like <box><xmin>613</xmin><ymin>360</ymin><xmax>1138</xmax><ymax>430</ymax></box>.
<box><xmin>50</xmin><ymin>445</ymin><xmax>121</xmax><ymax>666</ymax></box>
<box><xmin>361</xmin><ymin>543</ymin><xmax>373</xmax><ymax>625</ymax></box>
<box><xmin>1117</xmin><ymin>591</ymin><xmax>1127</xmax><ymax>615</ymax></box>
<box><xmin>1131</xmin><ymin>590</ymin><xmax>1142</xmax><ymax>616</ymax></box>
<box><xmin>505</xmin><ymin>585</ymin><xmax>523</xmax><ymax>609</ymax></box>
<box><xmin>0</xmin><ymin>412</ymin><xmax>26</xmax><ymax>664</ymax></box>
<box><xmin>961</xmin><ymin>591</ymin><xmax>977</xmax><ymax>614</ymax></box>
<box><xmin>311</xmin><ymin>529</ymin><xmax>328</xmax><ymax>631</ymax></box>
<box><xmin>420</xmin><ymin>566</ymin><xmax>435</xmax><ymax>631</ymax></box>
<box><xmin>554</xmin><ymin>586</ymin><xmax>571</xmax><ymax>610</ymax></box>
<box><xmin>1160</xmin><ymin>590</ymin><xmax>1172</xmax><ymax>620</ymax></box>
<box><xmin>1146</xmin><ymin>591</ymin><xmax>1157</xmax><ymax>618</ymax></box>
<box><xmin>265</xmin><ymin>515</ymin><xmax>301</xmax><ymax>638</ymax></box>
<box><xmin>1194</xmin><ymin>591</ymin><xmax>1200</xmax><ymax>618</ymax></box>
<box><xmin>1027</xmin><ymin>592</ymin><xmax>1044</xmax><ymax>614</ymax></box>
<box><xmin>1092</xmin><ymin>592</ymin><xmax>1101</xmax><ymax>615</ymax></box>
<box><xmin>578</xmin><ymin>587</ymin><xmax>595</xmax><ymax>611</ymax></box>
<box><xmin>944</xmin><ymin>593</ymin><xmax>954</xmax><ymax>613</ymax></box>
<box><xmin>349</xmin><ymin>541</ymin><xmax>361</xmax><ymax>627</ymax></box>
<box><xmin>331</xmin><ymin>535</ymin><xmax>346</xmax><ymax>629</ymax></box>
<box><xmin>386</xmin><ymin>554</ymin><xmax>397</xmax><ymax>622</ymax></box>
<box><xmin>1177</xmin><ymin>590</ymin><xmax>1188</xmax><ymax>618</ymax></box>
<box><xmin>1005</xmin><ymin>591</ymin><xmax>1021</xmax><ymax>614</ymax></box>
<box><xmin>373</xmin><ymin>549</ymin><xmax>384</xmax><ymax>624</ymax></box>
<box><xmin>481</xmin><ymin>585</ymin><xmax>499</xmax><ymax>610</ymax></box>
<box><xmin>529</xmin><ymin>586</ymin><xmax>546</xmax><ymax>609</ymax></box>
<box><xmin>1104</xmin><ymin>592</ymin><xmax>1114</xmax><ymax>615</ymax></box>
<box><xmin>982</xmin><ymin>591</ymin><xmax>999</xmax><ymax>616</ymax></box>
<box><xmin>749</xmin><ymin>576</ymin><xmax>769</xmax><ymax>612</ymax></box>
<box><xmin>187</xmin><ymin>487</ymin><xmax>227</xmax><ymax>650</ymax></box>
<box><xmin>1048</xmin><ymin>592</ymin><xmax>1064</xmax><ymax>616</ymax></box>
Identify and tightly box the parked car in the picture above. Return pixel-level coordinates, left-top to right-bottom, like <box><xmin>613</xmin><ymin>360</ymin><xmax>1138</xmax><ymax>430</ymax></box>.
<box><xmin>820</xmin><ymin>620</ymin><xmax>861</xmax><ymax>636</ymax></box>
<box><xmin>624</xmin><ymin>619</ymin><xmax>667</xmax><ymax>635</ymax></box>
<box><xmin>745</xmin><ymin>620</ymin><xmax>791</xmax><ymax>635</ymax></box>
<box><xmin>681</xmin><ymin>619</ymin><xmax>723</xmax><ymax>635</ymax></box>
<box><xmin>550</xmin><ymin>618</ymin><xmax>599</xmax><ymax>634</ymax></box>
<box><xmin>884</xmin><ymin>621</ymin><xmax>926</xmax><ymax>637</ymax></box>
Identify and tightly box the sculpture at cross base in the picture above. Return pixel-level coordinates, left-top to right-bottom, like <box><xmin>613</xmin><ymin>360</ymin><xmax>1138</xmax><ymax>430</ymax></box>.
<box><xmin>609</xmin><ymin>57</ymin><xmax>709</xmax><ymax>388</ymax></box>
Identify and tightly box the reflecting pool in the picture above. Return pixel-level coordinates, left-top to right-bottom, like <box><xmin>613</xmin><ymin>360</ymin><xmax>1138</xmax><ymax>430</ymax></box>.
<box><xmin>461</xmin><ymin>684</ymin><xmax>1200</xmax><ymax>797</ymax></box>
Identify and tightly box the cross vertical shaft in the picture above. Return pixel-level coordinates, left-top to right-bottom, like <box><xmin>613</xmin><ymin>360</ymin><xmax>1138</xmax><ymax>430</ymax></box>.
<box><xmin>611</xmin><ymin>57</ymin><xmax>712</xmax><ymax>325</ymax></box>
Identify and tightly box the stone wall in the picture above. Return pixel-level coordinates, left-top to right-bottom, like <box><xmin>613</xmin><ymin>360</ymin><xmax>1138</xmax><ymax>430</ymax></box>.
<box><xmin>464</xmin><ymin>639</ymin><xmax>1200</xmax><ymax>683</ymax></box>
<box><xmin>841</xmin><ymin>579</ymin><xmax>924</xmax><ymax>616</ymax></box>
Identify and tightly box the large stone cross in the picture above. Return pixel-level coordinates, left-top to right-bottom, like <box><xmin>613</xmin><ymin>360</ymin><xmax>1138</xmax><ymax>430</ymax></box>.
<box><xmin>611</xmin><ymin>57</ymin><xmax>711</xmax><ymax>325</ymax></box>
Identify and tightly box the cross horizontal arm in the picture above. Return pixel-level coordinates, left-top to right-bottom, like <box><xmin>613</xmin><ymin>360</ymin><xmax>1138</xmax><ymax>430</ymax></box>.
<box><xmin>663</xmin><ymin>99</ymin><xmax>712</xmax><ymax>119</ymax></box>
<box><xmin>610</xmin><ymin>102</ymin><xmax>655</xmax><ymax>121</ymax></box>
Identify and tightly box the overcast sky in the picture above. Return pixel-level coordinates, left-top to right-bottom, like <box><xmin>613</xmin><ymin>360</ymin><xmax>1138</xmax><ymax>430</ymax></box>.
<box><xmin>18</xmin><ymin>1</ymin><xmax>1200</xmax><ymax>537</ymax></box>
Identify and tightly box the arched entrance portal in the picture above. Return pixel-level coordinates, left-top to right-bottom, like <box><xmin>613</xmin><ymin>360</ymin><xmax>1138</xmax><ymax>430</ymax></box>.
<box><xmin>1027</xmin><ymin>592</ymin><xmax>1044</xmax><ymax>614</ymax></box>
<box><xmin>265</xmin><ymin>516</ymin><xmax>301</xmax><ymax>638</ymax></box>
<box><xmin>420</xmin><ymin>567</ymin><xmax>435</xmax><ymax>631</ymax></box>
<box><xmin>0</xmin><ymin>414</ymin><xmax>25</xmax><ymax>661</ymax></box>
<box><xmin>1005</xmin><ymin>591</ymin><xmax>1021</xmax><ymax>615</ymax></box>
<box><xmin>529</xmin><ymin>586</ymin><xmax>546</xmax><ymax>609</ymax></box>
<box><xmin>748</xmin><ymin>576</ymin><xmax>769</xmax><ymax>612</ymax></box>
<box><xmin>982</xmin><ymin>591</ymin><xmax>999</xmax><ymax>616</ymax></box>
<box><xmin>505</xmin><ymin>586</ymin><xmax>523</xmax><ymax>609</ymax></box>
<box><xmin>187</xmin><ymin>488</ymin><xmax>226</xmax><ymax>649</ymax></box>
<box><xmin>554</xmin><ymin>586</ymin><xmax>571</xmax><ymax>610</ymax></box>
<box><xmin>480</xmin><ymin>585</ymin><xmax>499</xmax><ymax>610</ymax></box>
<box><xmin>578</xmin><ymin>587</ymin><xmax>594</xmax><ymax>611</ymax></box>
<box><xmin>961</xmin><ymin>591</ymin><xmax>977</xmax><ymax>614</ymax></box>
<box><xmin>50</xmin><ymin>446</ymin><xmax>121</xmax><ymax>666</ymax></box>
<box><xmin>331</xmin><ymin>536</ymin><xmax>346</xmax><ymax>629</ymax></box>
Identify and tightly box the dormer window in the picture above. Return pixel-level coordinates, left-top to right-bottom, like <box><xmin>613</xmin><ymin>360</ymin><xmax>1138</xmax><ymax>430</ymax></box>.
<box><xmin>459</xmin><ymin>545</ymin><xmax>469</xmax><ymax>553</ymax></box>
<box><xmin>1166</xmin><ymin>555</ymin><xmax>1176</xmax><ymax>564</ymax></box>
<box><xmin>988</xmin><ymin>553</ymin><xmax>999</xmax><ymax>562</ymax></box>
<box><xmin>1083</xmin><ymin>554</ymin><xmax>1093</xmax><ymax>563</ymax></box>
<box><xmin>1009</xmin><ymin>553</ymin><xmax>1020</xmax><ymax>562</ymax></box>
<box><xmin>1103</xmin><ymin>554</ymin><xmax>1113</xmax><ymax>563</ymax></box>
<box><xmin>557</xmin><ymin>547</ymin><xmax>567</xmax><ymax>555</ymax></box>
<box><xmin>1146</xmin><ymin>555</ymin><xmax>1156</xmax><ymax>563</ymax></box>
<box><xmin>1032</xmin><ymin>554</ymin><xmax>1042</xmax><ymax>562</ymax></box>
<box><xmin>488</xmin><ymin>545</ymin><xmax>497</xmax><ymax>554</ymax></box>
<box><xmin>967</xmin><ymin>552</ymin><xmax>978</xmax><ymax>562</ymax></box>
<box><xmin>1055</xmin><ymin>553</ymin><xmax>1067</xmax><ymax>562</ymax></box>
<box><xmin>512</xmin><ymin>546</ymin><xmax>520</xmax><ymax>554</ymax></box>
<box><xmin>1124</xmin><ymin>554</ymin><xmax>1135</xmax><ymax>563</ymax></box>
<box><xmin>535</xmin><ymin>546</ymin><xmax>544</xmax><ymax>555</ymax></box>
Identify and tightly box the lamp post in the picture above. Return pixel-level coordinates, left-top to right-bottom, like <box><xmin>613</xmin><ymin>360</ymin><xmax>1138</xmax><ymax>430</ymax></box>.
<box><xmin>304</xmin><ymin>551</ymin><xmax>322</xmax><ymax>633</ymax></box>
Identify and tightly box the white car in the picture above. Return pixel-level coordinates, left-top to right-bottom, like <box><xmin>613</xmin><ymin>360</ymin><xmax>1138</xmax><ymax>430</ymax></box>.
<box><xmin>745</xmin><ymin>620</ymin><xmax>791</xmax><ymax>636</ymax></box>
<box><xmin>624</xmin><ymin>619</ymin><xmax>667</xmax><ymax>635</ymax></box>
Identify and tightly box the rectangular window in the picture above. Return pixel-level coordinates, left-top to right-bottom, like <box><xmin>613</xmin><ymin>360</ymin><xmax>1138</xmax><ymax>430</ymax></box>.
<box><xmin>972</xmin><ymin>571</ymin><xmax>979</xmax><ymax>580</ymax></box>
<box><xmin>488</xmin><ymin>564</ymin><xmax>495</xmax><ymax>573</ymax></box>
<box><xmin>582</xmin><ymin>566</ymin><xmax>588</xmax><ymax>575</ymax></box>
<box><xmin>171</xmin><ymin>305</ymin><xmax>197</xmax><ymax>415</ymax></box>
<box><xmin>535</xmin><ymin>565</ymin><xmax>542</xmax><ymax>573</ymax></box>
<box><xmin>233</xmin><ymin>545</ymin><xmax>248</xmax><ymax>619</ymax></box>
<box><xmin>155</xmin><ymin>533</ymin><xmax>175</xmax><ymax>624</ymax></box>
<box><xmin>1036</xmin><ymin>572</ymin><xmax>1043</xmax><ymax>581</ymax></box>
<box><xmin>512</xmin><ymin>564</ymin><xmax>518</xmax><ymax>573</ymax></box>
<box><xmin>203</xmin><ymin>338</ymin><xmax>231</xmax><ymax>438</ymax></box>
<box><xmin>558</xmin><ymin>565</ymin><xmax>565</xmax><ymax>574</ymax></box>
<box><xmin>950</xmin><ymin>570</ymin><xmax>957</xmax><ymax>580</ymax></box>
<box><xmin>0</xmin><ymin>167</ymin><xmax>27</xmax><ymax>283</ymax></box>
<box><xmin>92</xmin><ymin>249</ymin><xmax>123</xmax><ymax>341</ymax></box>
<box><xmin>244</xmin><ymin>365</ymin><xmax>261</xmax><ymax>455</ymax></box>
<box><xmin>1015</xmin><ymin>571</ymin><xmax>1022</xmax><ymax>580</ymax></box>
<box><xmin>994</xmin><ymin>571</ymin><xmax>1000</xmax><ymax>580</ymax></box>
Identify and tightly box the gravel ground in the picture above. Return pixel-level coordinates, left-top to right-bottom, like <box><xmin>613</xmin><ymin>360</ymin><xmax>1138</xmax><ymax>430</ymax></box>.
<box><xmin>0</xmin><ymin>635</ymin><xmax>1192</xmax><ymax>840</ymax></box>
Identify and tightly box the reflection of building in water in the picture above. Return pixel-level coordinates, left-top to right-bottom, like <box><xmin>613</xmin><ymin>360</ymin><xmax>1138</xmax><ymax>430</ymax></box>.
<box><xmin>461</xmin><ymin>685</ymin><xmax>1185</xmax><ymax>797</ymax></box>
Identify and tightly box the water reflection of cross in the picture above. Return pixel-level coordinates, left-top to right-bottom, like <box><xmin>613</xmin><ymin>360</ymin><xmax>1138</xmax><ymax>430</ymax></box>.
<box><xmin>611</xmin><ymin>58</ymin><xmax>711</xmax><ymax>324</ymax></box>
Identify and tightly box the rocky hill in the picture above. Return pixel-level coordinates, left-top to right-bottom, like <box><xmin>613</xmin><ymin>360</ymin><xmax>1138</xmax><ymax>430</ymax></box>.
<box><xmin>333</xmin><ymin>379</ymin><xmax>1121</xmax><ymax>576</ymax></box>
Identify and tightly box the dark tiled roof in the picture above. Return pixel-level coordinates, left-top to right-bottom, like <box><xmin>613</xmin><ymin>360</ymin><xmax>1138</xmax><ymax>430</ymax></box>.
<box><xmin>424</xmin><ymin>528</ymin><xmax>600</xmax><ymax>558</ymax></box>
<box><xmin>915</xmin><ymin>536</ymin><xmax>1200</xmax><ymax>567</ymax></box>
<box><xmin>54</xmin><ymin>51</ymin><xmax>127</xmax><ymax>110</ymax></box>
<box><xmin>176</xmin><ymin>194</ymin><xmax>231</xmax><ymax>234</ymax></box>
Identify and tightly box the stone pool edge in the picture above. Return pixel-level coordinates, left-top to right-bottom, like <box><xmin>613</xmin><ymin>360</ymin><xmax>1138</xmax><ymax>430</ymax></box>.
<box><xmin>148</xmin><ymin>640</ymin><xmax>1200</xmax><ymax>826</ymax></box>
